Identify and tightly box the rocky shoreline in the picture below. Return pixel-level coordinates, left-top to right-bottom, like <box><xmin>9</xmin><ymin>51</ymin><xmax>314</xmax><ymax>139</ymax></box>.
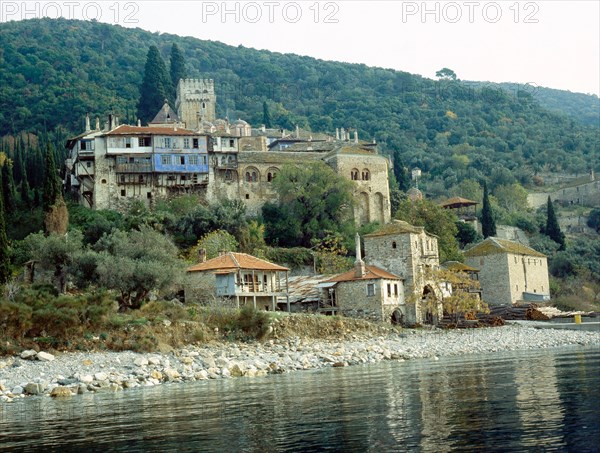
<box><xmin>1</xmin><ymin>324</ymin><xmax>599</xmax><ymax>402</ymax></box>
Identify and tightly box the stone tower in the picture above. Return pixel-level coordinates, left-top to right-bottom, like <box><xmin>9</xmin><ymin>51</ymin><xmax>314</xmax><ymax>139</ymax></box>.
<box><xmin>176</xmin><ymin>78</ymin><xmax>216</xmax><ymax>130</ymax></box>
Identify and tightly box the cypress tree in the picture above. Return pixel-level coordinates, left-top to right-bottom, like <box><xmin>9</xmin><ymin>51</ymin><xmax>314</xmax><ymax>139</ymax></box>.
<box><xmin>546</xmin><ymin>196</ymin><xmax>565</xmax><ymax>250</ymax></box>
<box><xmin>392</xmin><ymin>153</ymin><xmax>410</xmax><ymax>192</ymax></box>
<box><xmin>1</xmin><ymin>161</ymin><xmax>16</xmax><ymax>215</ymax></box>
<box><xmin>137</xmin><ymin>46</ymin><xmax>172</xmax><ymax>124</ymax></box>
<box><xmin>42</xmin><ymin>143</ymin><xmax>62</xmax><ymax>212</ymax></box>
<box><xmin>169</xmin><ymin>43</ymin><xmax>186</xmax><ymax>95</ymax></box>
<box><xmin>0</xmin><ymin>173</ymin><xmax>10</xmax><ymax>285</ymax></box>
<box><xmin>481</xmin><ymin>182</ymin><xmax>496</xmax><ymax>238</ymax></box>
<box><xmin>262</xmin><ymin>101</ymin><xmax>273</xmax><ymax>128</ymax></box>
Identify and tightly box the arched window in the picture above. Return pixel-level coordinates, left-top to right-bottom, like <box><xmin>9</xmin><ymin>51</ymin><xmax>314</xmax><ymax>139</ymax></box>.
<box><xmin>245</xmin><ymin>172</ymin><xmax>251</xmax><ymax>182</ymax></box>
<box><xmin>362</xmin><ymin>169</ymin><xmax>370</xmax><ymax>181</ymax></box>
<box><xmin>252</xmin><ymin>171</ymin><xmax>258</xmax><ymax>182</ymax></box>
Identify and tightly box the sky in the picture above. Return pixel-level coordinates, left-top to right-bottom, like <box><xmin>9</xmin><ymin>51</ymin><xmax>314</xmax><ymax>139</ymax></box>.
<box><xmin>4</xmin><ymin>1</ymin><xmax>600</xmax><ymax>96</ymax></box>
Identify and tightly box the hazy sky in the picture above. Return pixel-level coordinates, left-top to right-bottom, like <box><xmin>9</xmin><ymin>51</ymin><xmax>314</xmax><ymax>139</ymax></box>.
<box><xmin>6</xmin><ymin>1</ymin><xmax>600</xmax><ymax>95</ymax></box>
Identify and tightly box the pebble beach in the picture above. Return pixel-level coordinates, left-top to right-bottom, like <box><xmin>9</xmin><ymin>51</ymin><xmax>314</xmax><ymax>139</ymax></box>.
<box><xmin>1</xmin><ymin>324</ymin><xmax>599</xmax><ymax>402</ymax></box>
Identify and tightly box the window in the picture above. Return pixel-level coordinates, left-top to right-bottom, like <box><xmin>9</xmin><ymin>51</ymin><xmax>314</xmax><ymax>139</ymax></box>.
<box><xmin>193</xmin><ymin>138</ymin><xmax>199</xmax><ymax>149</ymax></box>
<box><xmin>245</xmin><ymin>194</ymin><xmax>250</xmax><ymax>199</ymax></box>
<box><xmin>362</xmin><ymin>169</ymin><xmax>370</xmax><ymax>181</ymax></box>
<box><xmin>252</xmin><ymin>172</ymin><xmax>258</xmax><ymax>182</ymax></box>
<box><xmin>366</xmin><ymin>283</ymin><xmax>375</xmax><ymax>297</ymax></box>
<box><xmin>139</xmin><ymin>175</ymin><xmax>144</xmax><ymax>183</ymax></box>
<box><xmin>183</xmin><ymin>138</ymin><xmax>190</xmax><ymax>149</ymax></box>
<box><xmin>267</xmin><ymin>172</ymin><xmax>274</xmax><ymax>182</ymax></box>
<box><xmin>120</xmin><ymin>189</ymin><xmax>126</xmax><ymax>197</ymax></box>
<box><xmin>189</xmin><ymin>155</ymin><xmax>199</xmax><ymax>165</ymax></box>
<box><xmin>180</xmin><ymin>156</ymin><xmax>185</xmax><ymax>165</ymax></box>
<box><xmin>125</xmin><ymin>137</ymin><xmax>132</xmax><ymax>148</ymax></box>
<box><xmin>229</xmin><ymin>139</ymin><xmax>235</xmax><ymax>148</ymax></box>
<box><xmin>163</xmin><ymin>137</ymin><xmax>172</xmax><ymax>148</ymax></box>
<box><xmin>147</xmin><ymin>192</ymin><xmax>152</xmax><ymax>199</ymax></box>
<box><xmin>225</xmin><ymin>170</ymin><xmax>233</xmax><ymax>181</ymax></box>
<box><xmin>392</xmin><ymin>241</ymin><xmax>397</xmax><ymax>249</ymax></box>
<box><xmin>80</xmin><ymin>140</ymin><xmax>94</xmax><ymax>151</ymax></box>
<box><xmin>161</xmin><ymin>155</ymin><xmax>171</xmax><ymax>165</ymax></box>
<box><xmin>387</xmin><ymin>283</ymin><xmax>392</xmax><ymax>297</ymax></box>
<box><xmin>393</xmin><ymin>284</ymin><xmax>398</xmax><ymax>296</ymax></box>
<box><xmin>350</xmin><ymin>169</ymin><xmax>359</xmax><ymax>181</ymax></box>
<box><xmin>514</xmin><ymin>256</ymin><xmax>517</xmax><ymax>263</ymax></box>
<box><xmin>86</xmin><ymin>161</ymin><xmax>91</xmax><ymax>168</ymax></box>
<box><xmin>138</xmin><ymin>137</ymin><xmax>151</xmax><ymax>147</ymax></box>
<box><xmin>120</xmin><ymin>175</ymin><xmax>125</xmax><ymax>183</ymax></box>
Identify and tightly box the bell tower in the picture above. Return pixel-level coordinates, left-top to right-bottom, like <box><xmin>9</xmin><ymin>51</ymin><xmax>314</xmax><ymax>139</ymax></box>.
<box><xmin>175</xmin><ymin>78</ymin><xmax>217</xmax><ymax>130</ymax></box>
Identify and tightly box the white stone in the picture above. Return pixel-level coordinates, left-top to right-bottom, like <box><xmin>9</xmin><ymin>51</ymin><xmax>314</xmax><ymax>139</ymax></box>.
<box><xmin>134</xmin><ymin>357</ymin><xmax>149</xmax><ymax>367</ymax></box>
<box><xmin>20</xmin><ymin>350</ymin><xmax>37</xmax><ymax>360</ymax></box>
<box><xmin>80</xmin><ymin>375</ymin><xmax>94</xmax><ymax>384</ymax></box>
<box><xmin>37</xmin><ymin>351</ymin><xmax>55</xmax><ymax>362</ymax></box>
<box><xmin>94</xmin><ymin>372</ymin><xmax>108</xmax><ymax>381</ymax></box>
<box><xmin>148</xmin><ymin>356</ymin><xmax>161</xmax><ymax>366</ymax></box>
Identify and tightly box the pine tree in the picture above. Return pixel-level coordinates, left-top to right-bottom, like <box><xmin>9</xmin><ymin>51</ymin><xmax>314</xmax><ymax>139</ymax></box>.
<box><xmin>262</xmin><ymin>101</ymin><xmax>273</xmax><ymax>128</ymax></box>
<box><xmin>137</xmin><ymin>46</ymin><xmax>172</xmax><ymax>125</ymax></box>
<box><xmin>0</xmin><ymin>173</ymin><xmax>10</xmax><ymax>285</ymax></box>
<box><xmin>546</xmin><ymin>196</ymin><xmax>565</xmax><ymax>250</ymax></box>
<box><xmin>169</xmin><ymin>43</ymin><xmax>186</xmax><ymax>95</ymax></box>
<box><xmin>42</xmin><ymin>143</ymin><xmax>62</xmax><ymax>212</ymax></box>
<box><xmin>481</xmin><ymin>182</ymin><xmax>496</xmax><ymax>238</ymax></box>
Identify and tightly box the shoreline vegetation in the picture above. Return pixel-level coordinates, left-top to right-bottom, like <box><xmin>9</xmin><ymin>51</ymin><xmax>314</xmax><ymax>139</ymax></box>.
<box><xmin>1</xmin><ymin>316</ymin><xmax>599</xmax><ymax>402</ymax></box>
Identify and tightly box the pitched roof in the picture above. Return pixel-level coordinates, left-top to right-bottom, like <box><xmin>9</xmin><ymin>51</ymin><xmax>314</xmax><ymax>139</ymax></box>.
<box><xmin>149</xmin><ymin>102</ymin><xmax>181</xmax><ymax>125</ymax></box>
<box><xmin>104</xmin><ymin>125</ymin><xmax>198</xmax><ymax>136</ymax></box>
<box><xmin>187</xmin><ymin>252</ymin><xmax>289</xmax><ymax>273</ymax></box>
<box><xmin>364</xmin><ymin>220</ymin><xmax>427</xmax><ymax>237</ymax></box>
<box><xmin>326</xmin><ymin>264</ymin><xmax>402</xmax><ymax>283</ymax></box>
<box><xmin>464</xmin><ymin>237</ymin><xmax>546</xmax><ymax>258</ymax></box>
<box><xmin>440</xmin><ymin>197</ymin><xmax>478</xmax><ymax>208</ymax></box>
<box><xmin>442</xmin><ymin>261</ymin><xmax>479</xmax><ymax>272</ymax></box>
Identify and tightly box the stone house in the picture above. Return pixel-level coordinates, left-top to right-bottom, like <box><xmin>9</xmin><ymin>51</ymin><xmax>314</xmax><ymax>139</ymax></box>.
<box><xmin>464</xmin><ymin>237</ymin><xmax>550</xmax><ymax>306</ymax></box>
<box><xmin>363</xmin><ymin>221</ymin><xmax>443</xmax><ymax>324</ymax></box>
<box><xmin>186</xmin><ymin>252</ymin><xmax>290</xmax><ymax>311</ymax></box>
<box><xmin>320</xmin><ymin>234</ymin><xmax>404</xmax><ymax>323</ymax></box>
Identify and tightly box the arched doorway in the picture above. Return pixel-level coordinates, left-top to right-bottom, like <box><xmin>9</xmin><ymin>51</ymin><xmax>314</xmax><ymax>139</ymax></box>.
<box><xmin>391</xmin><ymin>309</ymin><xmax>404</xmax><ymax>325</ymax></box>
<box><xmin>422</xmin><ymin>285</ymin><xmax>436</xmax><ymax>325</ymax></box>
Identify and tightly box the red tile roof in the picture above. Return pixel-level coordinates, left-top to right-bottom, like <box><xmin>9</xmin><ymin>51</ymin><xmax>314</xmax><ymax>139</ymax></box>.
<box><xmin>326</xmin><ymin>264</ymin><xmax>401</xmax><ymax>283</ymax></box>
<box><xmin>440</xmin><ymin>197</ymin><xmax>478</xmax><ymax>208</ymax></box>
<box><xmin>187</xmin><ymin>252</ymin><xmax>289</xmax><ymax>273</ymax></box>
<box><xmin>104</xmin><ymin>125</ymin><xmax>199</xmax><ymax>136</ymax></box>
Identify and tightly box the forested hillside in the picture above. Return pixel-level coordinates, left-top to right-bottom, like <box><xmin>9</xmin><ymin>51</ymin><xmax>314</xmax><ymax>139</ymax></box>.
<box><xmin>0</xmin><ymin>18</ymin><xmax>598</xmax><ymax>192</ymax></box>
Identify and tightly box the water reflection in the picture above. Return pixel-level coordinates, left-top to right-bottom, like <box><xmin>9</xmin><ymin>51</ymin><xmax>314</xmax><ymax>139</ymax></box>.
<box><xmin>1</xmin><ymin>347</ymin><xmax>598</xmax><ymax>452</ymax></box>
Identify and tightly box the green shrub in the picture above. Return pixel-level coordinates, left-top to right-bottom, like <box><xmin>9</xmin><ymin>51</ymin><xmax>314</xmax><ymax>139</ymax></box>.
<box><xmin>226</xmin><ymin>306</ymin><xmax>271</xmax><ymax>340</ymax></box>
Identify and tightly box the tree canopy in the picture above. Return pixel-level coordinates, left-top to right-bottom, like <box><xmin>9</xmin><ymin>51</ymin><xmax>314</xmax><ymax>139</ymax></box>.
<box><xmin>263</xmin><ymin>162</ymin><xmax>355</xmax><ymax>248</ymax></box>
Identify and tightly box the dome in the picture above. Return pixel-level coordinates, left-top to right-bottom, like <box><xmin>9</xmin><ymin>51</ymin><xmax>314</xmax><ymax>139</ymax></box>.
<box><xmin>233</xmin><ymin>118</ymin><xmax>249</xmax><ymax>126</ymax></box>
<box><xmin>407</xmin><ymin>187</ymin><xmax>423</xmax><ymax>201</ymax></box>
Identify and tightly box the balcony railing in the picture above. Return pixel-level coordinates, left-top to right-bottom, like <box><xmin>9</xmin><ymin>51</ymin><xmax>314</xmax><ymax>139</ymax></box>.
<box><xmin>116</xmin><ymin>163</ymin><xmax>153</xmax><ymax>173</ymax></box>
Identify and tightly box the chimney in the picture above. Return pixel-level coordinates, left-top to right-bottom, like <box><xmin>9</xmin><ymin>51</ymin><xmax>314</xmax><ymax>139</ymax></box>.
<box><xmin>108</xmin><ymin>114</ymin><xmax>113</xmax><ymax>130</ymax></box>
<box><xmin>261</xmin><ymin>124</ymin><xmax>266</xmax><ymax>132</ymax></box>
<box><xmin>354</xmin><ymin>130</ymin><xmax>358</xmax><ymax>143</ymax></box>
<box><xmin>95</xmin><ymin>118</ymin><xmax>100</xmax><ymax>131</ymax></box>
<box><xmin>335</xmin><ymin>128</ymin><xmax>340</xmax><ymax>140</ymax></box>
<box><xmin>198</xmin><ymin>248</ymin><xmax>207</xmax><ymax>263</ymax></box>
<box><xmin>340</xmin><ymin>127</ymin><xmax>345</xmax><ymax>141</ymax></box>
<box><xmin>115</xmin><ymin>116</ymin><xmax>119</xmax><ymax>127</ymax></box>
<box><xmin>137</xmin><ymin>119</ymin><xmax>141</xmax><ymax>127</ymax></box>
<box><xmin>295</xmin><ymin>124</ymin><xmax>300</xmax><ymax>138</ymax></box>
<box><xmin>85</xmin><ymin>114</ymin><xmax>91</xmax><ymax>133</ymax></box>
<box><xmin>354</xmin><ymin>233</ymin><xmax>366</xmax><ymax>278</ymax></box>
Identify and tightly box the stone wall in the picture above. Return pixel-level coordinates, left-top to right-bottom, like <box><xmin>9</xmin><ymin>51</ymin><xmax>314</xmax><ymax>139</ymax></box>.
<box><xmin>324</xmin><ymin>152</ymin><xmax>391</xmax><ymax>224</ymax></box>
<box><xmin>364</xmin><ymin>229</ymin><xmax>440</xmax><ymax>324</ymax></box>
<box><xmin>334</xmin><ymin>278</ymin><xmax>401</xmax><ymax>323</ymax></box>
<box><xmin>465</xmin><ymin>252</ymin><xmax>549</xmax><ymax>305</ymax></box>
